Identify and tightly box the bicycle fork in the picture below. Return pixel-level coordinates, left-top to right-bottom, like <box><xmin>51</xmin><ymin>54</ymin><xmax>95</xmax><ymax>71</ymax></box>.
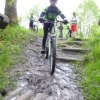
<box><xmin>49</xmin><ymin>35</ymin><xmax>56</xmax><ymax>56</ymax></box>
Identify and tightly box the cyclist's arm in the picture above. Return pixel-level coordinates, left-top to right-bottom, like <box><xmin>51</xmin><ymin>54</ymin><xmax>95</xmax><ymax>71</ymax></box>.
<box><xmin>40</xmin><ymin>8</ymin><xmax>47</xmax><ymax>18</ymax></box>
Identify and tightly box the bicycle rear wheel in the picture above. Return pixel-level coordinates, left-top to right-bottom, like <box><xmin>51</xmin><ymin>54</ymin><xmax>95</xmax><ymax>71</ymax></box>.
<box><xmin>50</xmin><ymin>37</ymin><xmax>56</xmax><ymax>75</ymax></box>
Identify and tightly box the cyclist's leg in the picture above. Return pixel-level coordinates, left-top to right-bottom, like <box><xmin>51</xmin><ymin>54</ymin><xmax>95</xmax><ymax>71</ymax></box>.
<box><xmin>29</xmin><ymin>21</ymin><xmax>33</xmax><ymax>31</ymax></box>
<box><xmin>42</xmin><ymin>23</ymin><xmax>48</xmax><ymax>52</ymax></box>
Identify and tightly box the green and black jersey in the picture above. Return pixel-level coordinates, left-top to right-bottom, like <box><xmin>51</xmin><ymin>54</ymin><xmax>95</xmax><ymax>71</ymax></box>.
<box><xmin>40</xmin><ymin>6</ymin><xmax>66</xmax><ymax>21</ymax></box>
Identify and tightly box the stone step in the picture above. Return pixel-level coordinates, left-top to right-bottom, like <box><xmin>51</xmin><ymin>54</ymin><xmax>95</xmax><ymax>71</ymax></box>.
<box><xmin>56</xmin><ymin>57</ymin><xmax>83</xmax><ymax>62</ymax></box>
<box><xmin>62</xmin><ymin>47</ymin><xmax>89</xmax><ymax>52</ymax></box>
<box><xmin>67</xmin><ymin>41</ymin><xmax>87</xmax><ymax>46</ymax></box>
<box><xmin>58</xmin><ymin>38</ymin><xmax>84</xmax><ymax>41</ymax></box>
<box><xmin>73</xmin><ymin>38</ymin><xmax>88</xmax><ymax>42</ymax></box>
<box><xmin>57</xmin><ymin>49</ymin><xmax>83</xmax><ymax>60</ymax></box>
<box><xmin>73</xmin><ymin>38</ymin><xmax>82</xmax><ymax>41</ymax></box>
<box><xmin>57</xmin><ymin>38</ymin><xmax>67</xmax><ymax>41</ymax></box>
<box><xmin>35</xmin><ymin>43</ymin><xmax>41</xmax><ymax>47</ymax></box>
<box><xmin>57</xmin><ymin>44</ymin><xmax>67</xmax><ymax>48</ymax></box>
<box><xmin>17</xmin><ymin>90</ymin><xmax>33</xmax><ymax>100</ymax></box>
<box><xmin>34</xmin><ymin>93</ymin><xmax>48</xmax><ymax>100</ymax></box>
<box><xmin>4</xmin><ymin>87</ymin><xmax>25</xmax><ymax>100</ymax></box>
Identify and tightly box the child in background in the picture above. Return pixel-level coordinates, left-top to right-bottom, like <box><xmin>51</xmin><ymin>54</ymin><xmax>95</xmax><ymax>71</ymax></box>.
<box><xmin>29</xmin><ymin>13</ymin><xmax>35</xmax><ymax>31</ymax></box>
<box><xmin>70</xmin><ymin>12</ymin><xmax>78</xmax><ymax>38</ymax></box>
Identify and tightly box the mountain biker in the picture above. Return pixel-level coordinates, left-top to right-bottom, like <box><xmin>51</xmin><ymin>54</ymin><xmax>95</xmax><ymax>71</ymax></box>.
<box><xmin>39</xmin><ymin>0</ymin><xmax>68</xmax><ymax>53</ymax></box>
<box><xmin>29</xmin><ymin>13</ymin><xmax>35</xmax><ymax>30</ymax></box>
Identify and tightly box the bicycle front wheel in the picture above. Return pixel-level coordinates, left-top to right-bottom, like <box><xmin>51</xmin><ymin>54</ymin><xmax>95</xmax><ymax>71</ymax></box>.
<box><xmin>50</xmin><ymin>37</ymin><xmax>56</xmax><ymax>75</ymax></box>
<box><xmin>45</xmin><ymin>47</ymin><xmax>49</xmax><ymax>59</ymax></box>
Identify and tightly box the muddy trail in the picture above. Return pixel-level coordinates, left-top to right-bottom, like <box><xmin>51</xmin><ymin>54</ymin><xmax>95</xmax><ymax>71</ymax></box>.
<box><xmin>5</xmin><ymin>37</ymin><xmax>84</xmax><ymax>100</ymax></box>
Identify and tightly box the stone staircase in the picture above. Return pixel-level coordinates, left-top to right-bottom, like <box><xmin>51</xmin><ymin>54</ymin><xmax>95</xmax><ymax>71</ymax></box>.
<box><xmin>57</xmin><ymin>38</ymin><xmax>88</xmax><ymax>63</ymax></box>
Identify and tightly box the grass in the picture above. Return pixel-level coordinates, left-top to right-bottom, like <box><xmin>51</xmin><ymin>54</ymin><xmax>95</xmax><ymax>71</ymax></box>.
<box><xmin>81</xmin><ymin>25</ymin><xmax>100</xmax><ymax>100</ymax></box>
<box><xmin>0</xmin><ymin>25</ymin><xmax>35</xmax><ymax>97</ymax></box>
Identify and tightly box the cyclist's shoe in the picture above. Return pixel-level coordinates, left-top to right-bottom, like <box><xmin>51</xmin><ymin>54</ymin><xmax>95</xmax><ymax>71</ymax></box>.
<box><xmin>41</xmin><ymin>49</ymin><xmax>45</xmax><ymax>54</ymax></box>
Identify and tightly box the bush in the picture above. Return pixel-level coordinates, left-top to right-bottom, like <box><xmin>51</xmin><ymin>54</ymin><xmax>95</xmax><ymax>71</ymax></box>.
<box><xmin>0</xmin><ymin>25</ymin><xmax>34</xmax><ymax>93</ymax></box>
<box><xmin>82</xmin><ymin>25</ymin><xmax>100</xmax><ymax>100</ymax></box>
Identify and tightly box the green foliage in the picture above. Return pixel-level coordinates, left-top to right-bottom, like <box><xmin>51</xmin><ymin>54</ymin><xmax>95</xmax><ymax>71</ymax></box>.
<box><xmin>28</xmin><ymin>4</ymin><xmax>42</xmax><ymax>20</ymax></box>
<box><xmin>82</xmin><ymin>25</ymin><xmax>100</xmax><ymax>100</ymax></box>
<box><xmin>77</xmin><ymin>0</ymin><xmax>100</xmax><ymax>19</ymax></box>
<box><xmin>6</xmin><ymin>0</ymin><xmax>15</xmax><ymax>6</ymax></box>
<box><xmin>76</xmin><ymin>0</ymin><xmax>100</xmax><ymax>36</ymax></box>
<box><xmin>0</xmin><ymin>25</ymin><xmax>34</xmax><ymax>92</ymax></box>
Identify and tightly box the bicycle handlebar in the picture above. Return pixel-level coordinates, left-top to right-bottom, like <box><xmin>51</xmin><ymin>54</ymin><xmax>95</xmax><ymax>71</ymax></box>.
<box><xmin>42</xmin><ymin>20</ymin><xmax>56</xmax><ymax>24</ymax></box>
<box><xmin>56</xmin><ymin>20</ymin><xmax>65</xmax><ymax>23</ymax></box>
<box><xmin>39</xmin><ymin>19</ymin><xmax>65</xmax><ymax>24</ymax></box>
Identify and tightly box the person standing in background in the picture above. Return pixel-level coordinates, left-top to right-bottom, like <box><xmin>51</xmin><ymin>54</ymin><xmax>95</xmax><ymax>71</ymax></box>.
<box><xmin>70</xmin><ymin>12</ymin><xmax>78</xmax><ymax>38</ymax></box>
<box><xmin>29</xmin><ymin>13</ymin><xmax>35</xmax><ymax>31</ymax></box>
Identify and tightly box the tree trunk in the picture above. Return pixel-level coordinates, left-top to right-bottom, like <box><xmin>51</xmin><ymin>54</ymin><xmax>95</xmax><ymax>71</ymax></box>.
<box><xmin>5</xmin><ymin>0</ymin><xmax>18</xmax><ymax>24</ymax></box>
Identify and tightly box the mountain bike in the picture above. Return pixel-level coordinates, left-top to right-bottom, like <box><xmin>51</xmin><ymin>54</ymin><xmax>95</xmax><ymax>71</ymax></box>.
<box><xmin>41</xmin><ymin>20</ymin><xmax>65</xmax><ymax>75</ymax></box>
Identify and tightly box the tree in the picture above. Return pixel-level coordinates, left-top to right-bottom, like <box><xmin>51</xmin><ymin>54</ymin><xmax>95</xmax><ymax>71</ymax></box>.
<box><xmin>5</xmin><ymin>0</ymin><xmax>18</xmax><ymax>24</ymax></box>
<box><xmin>0</xmin><ymin>13</ymin><xmax>9</xmax><ymax>29</ymax></box>
<box><xmin>76</xmin><ymin>0</ymin><xmax>100</xmax><ymax>35</ymax></box>
<box><xmin>29</xmin><ymin>4</ymin><xmax>42</xmax><ymax>20</ymax></box>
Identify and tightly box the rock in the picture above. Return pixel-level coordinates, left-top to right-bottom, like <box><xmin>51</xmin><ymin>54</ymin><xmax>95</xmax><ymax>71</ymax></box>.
<box><xmin>46</xmin><ymin>96</ymin><xmax>54</xmax><ymax>100</ymax></box>
<box><xmin>0</xmin><ymin>13</ymin><xmax>9</xmax><ymax>29</ymax></box>
<box><xmin>4</xmin><ymin>87</ymin><xmax>25</xmax><ymax>100</ymax></box>
<box><xmin>0</xmin><ymin>89</ymin><xmax>7</xmax><ymax>96</ymax></box>
<box><xmin>17</xmin><ymin>90</ymin><xmax>33</xmax><ymax>100</ymax></box>
<box><xmin>34</xmin><ymin>93</ymin><xmax>48</xmax><ymax>100</ymax></box>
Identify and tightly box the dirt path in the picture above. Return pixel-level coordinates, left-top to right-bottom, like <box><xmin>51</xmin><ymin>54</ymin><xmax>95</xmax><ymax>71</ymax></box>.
<box><xmin>6</xmin><ymin>37</ymin><xmax>84</xmax><ymax>100</ymax></box>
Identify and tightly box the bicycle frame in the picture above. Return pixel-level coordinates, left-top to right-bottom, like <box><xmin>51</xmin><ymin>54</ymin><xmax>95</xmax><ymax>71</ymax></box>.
<box><xmin>46</xmin><ymin>25</ymin><xmax>56</xmax><ymax>57</ymax></box>
<box><xmin>40</xmin><ymin>19</ymin><xmax>65</xmax><ymax>75</ymax></box>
